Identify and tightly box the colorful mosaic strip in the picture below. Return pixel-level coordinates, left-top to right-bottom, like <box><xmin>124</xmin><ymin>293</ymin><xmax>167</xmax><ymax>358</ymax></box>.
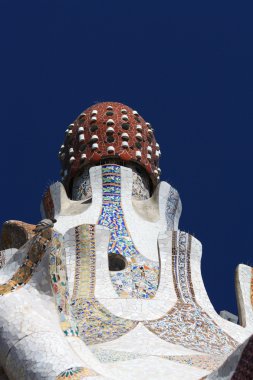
<box><xmin>165</xmin><ymin>186</ymin><xmax>179</xmax><ymax>229</ymax></box>
<box><xmin>91</xmin><ymin>348</ymin><xmax>225</xmax><ymax>371</ymax></box>
<box><xmin>50</xmin><ymin>231</ymin><xmax>78</xmax><ymax>337</ymax></box>
<box><xmin>98</xmin><ymin>164</ymin><xmax>159</xmax><ymax>298</ymax></box>
<box><xmin>145</xmin><ymin>301</ymin><xmax>237</xmax><ymax>355</ymax></box>
<box><xmin>160</xmin><ymin>354</ymin><xmax>226</xmax><ymax>371</ymax></box>
<box><xmin>172</xmin><ymin>232</ymin><xmax>195</xmax><ymax>303</ymax></box>
<box><xmin>57</xmin><ymin>367</ymin><xmax>98</xmax><ymax>379</ymax></box>
<box><xmin>72</xmin><ymin>225</ymin><xmax>96</xmax><ymax>300</ymax></box>
<box><xmin>72</xmin><ymin>297</ymin><xmax>137</xmax><ymax>345</ymax></box>
<box><xmin>91</xmin><ymin>347</ymin><xmax>142</xmax><ymax>363</ymax></box>
<box><xmin>0</xmin><ymin>230</ymin><xmax>51</xmax><ymax>296</ymax></box>
<box><xmin>144</xmin><ymin>231</ymin><xmax>238</xmax><ymax>355</ymax></box>
<box><xmin>65</xmin><ymin>224</ymin><xmax>137</xmax><ymax>345</ymax></box>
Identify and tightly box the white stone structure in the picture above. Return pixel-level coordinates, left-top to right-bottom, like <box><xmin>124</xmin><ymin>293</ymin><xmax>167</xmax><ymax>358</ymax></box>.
<box><xmin>0</xmin><ymin>102</ymin><xmax>252</xmax><ymax>380</ymax></box>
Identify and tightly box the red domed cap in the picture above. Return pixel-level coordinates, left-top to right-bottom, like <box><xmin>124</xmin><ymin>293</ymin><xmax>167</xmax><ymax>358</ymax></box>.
<box><xmin>59</xmin><ymin>102</ymin><xmax>161</xmax><ymax>192</ymax></box>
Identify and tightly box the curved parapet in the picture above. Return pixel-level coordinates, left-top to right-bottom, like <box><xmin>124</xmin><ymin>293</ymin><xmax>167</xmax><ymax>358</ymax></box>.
<box><xmin>41</xmin><ymin>166</ymin><xmax>103</xmax><ymax>235</ymax></box>
<box><xmin>0</xmin><ymin>220</ymin><xmax>36</xmax><ymax>251</ymax></box>
<box><xmin>131</xmin><ymin>180</ymin><xmax>182</xmax><ymax>231</ymax></box>
<box><xmin>0</xmin><ymin>221</ymin><xmax>36</xmax><ymax>270</ymax></box>
<box><xmin>235</xmin><ymin>264</ymin><xmax>253</xmax><ymax>330</ymax></box>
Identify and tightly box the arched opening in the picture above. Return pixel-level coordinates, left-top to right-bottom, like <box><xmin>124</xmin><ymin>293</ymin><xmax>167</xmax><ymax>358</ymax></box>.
<box><xmin>108</xmin><ymin>253</ymin><xmax>127</xmax><ymax>271</ymax></box>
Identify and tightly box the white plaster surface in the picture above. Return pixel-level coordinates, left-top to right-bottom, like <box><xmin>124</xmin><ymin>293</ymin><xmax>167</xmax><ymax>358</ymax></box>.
<box><xmin>156</xmin><ymin>231</ymin><xmax>177</xmax><ymax>301</ymax></box>
<box><xmin>5</xmin><ymin>332</ymin><xmax>84</xmax><ymax>380</ymax></box>
<box><xmin>1</xmin><ymin>164</ymin><xmax>253</xmax><ymax>380</ymax></box>
<box><xmin>0</xmin><ymin>243</ymin><xmax>30</xmax><ymax>284</ymax></box>
<box><xmin>93</xmin><ymin>323</ymin><xmax>207</xmax><ymax>356</ymax></box>
<box><xmin>236</xmin><ymin>264</ymin><xmax>253</xmax><ymax>330</ymax></box>
<box><xmin>103</xmin><ymin>356</ymin><xmax>208</xmax><ymax>380</ymax></box>
<box><xmin>0</xmin><ymin>248</ymin><xmax>17</xmax><ymax>268</ymax></box>
<box><xmin>0</xmin><ymin>245</ymin><xmax>108</xmax><ymax>379</ymax></box>
<box><xmin>190</xmin><ymin>236</ymin><xmax>251</xmax><ymax>343</ymax></box>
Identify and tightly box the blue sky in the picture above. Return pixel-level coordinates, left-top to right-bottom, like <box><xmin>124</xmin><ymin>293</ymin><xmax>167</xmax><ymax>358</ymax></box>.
<box><xmin>0</xmin><ymin>0</ymin><xmax>253</xmax><ymax>315</ymax></box>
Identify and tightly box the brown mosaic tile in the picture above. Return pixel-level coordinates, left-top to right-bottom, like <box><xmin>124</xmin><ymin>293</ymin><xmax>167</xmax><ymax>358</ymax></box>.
<box><xmin>42</xmin><ymin>188</ymin><xmax>55</xmax><ymax>220</ymax></box>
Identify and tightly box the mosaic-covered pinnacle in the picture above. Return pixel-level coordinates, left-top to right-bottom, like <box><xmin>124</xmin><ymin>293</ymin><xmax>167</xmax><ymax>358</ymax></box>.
<box><xmin>59</xmin><ymin>102</ymin><xmax>161</xmax><ymax>192</ymax></box>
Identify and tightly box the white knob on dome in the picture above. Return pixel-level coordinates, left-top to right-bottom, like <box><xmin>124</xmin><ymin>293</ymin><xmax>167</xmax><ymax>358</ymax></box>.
<box><xmin>106</xmin><ymin>126</ymin><xmax>114</xmax><ymax>134</ymax></box>
<box><xmin>92</xmin><ymin>143</ymin><xmax>98</xmax><ymax>150</ymax></box>
<box><xmin>122</xmin><ymin>141</ymin><xmax>129</xmax><ymax>148</ymax></box>
<box><xmin>107</xmin><ymin>146</ymin><xmax>115</xmax><ymax>153</ymax></box>
<box><xmin>91</xmin><ymin>135</ymin><xmax>98</xmax><ymax>142</ymax></box>
<box><xmin>121</xmin><ymin>132</ymin><xmax>129</xmax><ymax>140</ymax></box>
<box><xmin>106</xmin><ymin>119</ymin><xmax>115</xmax><ymax>125</ymax></box>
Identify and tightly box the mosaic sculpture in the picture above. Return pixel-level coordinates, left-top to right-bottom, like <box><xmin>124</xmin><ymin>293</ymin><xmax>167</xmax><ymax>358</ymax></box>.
<box><xmin>0</xmin><ymin>102</ymin><xmax>253</xmax><ymax>380</ymax></box>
